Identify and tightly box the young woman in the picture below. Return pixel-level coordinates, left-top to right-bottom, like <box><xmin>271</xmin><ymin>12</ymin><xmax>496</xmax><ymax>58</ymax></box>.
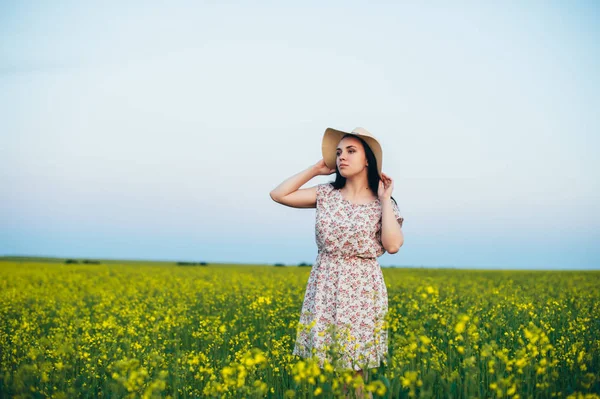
<box><xmin>270</xmin><ymin>127</ymin><xmax>404</xmax><ymax>398</ymax></box>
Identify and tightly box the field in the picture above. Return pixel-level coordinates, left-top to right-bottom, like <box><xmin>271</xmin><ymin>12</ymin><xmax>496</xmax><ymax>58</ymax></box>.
<box><xmin>1</xmin><ymin>259</ymin><xmax>599</xmax><ymax>398</ymax></box>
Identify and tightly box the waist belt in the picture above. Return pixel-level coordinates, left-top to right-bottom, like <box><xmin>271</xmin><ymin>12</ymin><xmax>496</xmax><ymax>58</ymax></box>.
<box><xmin>319</xmin><ymin>251</ymin><xmax>375</xmax><ymax>260</ymax></box>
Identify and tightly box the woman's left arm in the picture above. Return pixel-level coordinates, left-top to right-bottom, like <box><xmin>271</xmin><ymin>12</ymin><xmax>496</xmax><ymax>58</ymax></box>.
<box><xmin>380</xmin><ymin>198</ymin><xmax>403</xmax><ymax>253</ymax></box>
<box><xmin>378</xmin><ymin>172</ymin><xmax>404</xmax><ymax>254</ymax></box>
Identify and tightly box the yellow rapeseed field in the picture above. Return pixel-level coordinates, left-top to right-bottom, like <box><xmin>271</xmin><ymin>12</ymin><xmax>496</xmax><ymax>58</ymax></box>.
<box><xmin>0</xmin><ymin>260</ymin><xmax>599</xmax><ymax>398</ymax></box>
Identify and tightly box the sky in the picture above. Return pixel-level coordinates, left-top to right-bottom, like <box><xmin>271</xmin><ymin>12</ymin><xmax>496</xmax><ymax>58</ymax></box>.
<box><xmin>1</xmin><ymin>1</ymin><xmax>599</xmax><ymax>270</ymax></box>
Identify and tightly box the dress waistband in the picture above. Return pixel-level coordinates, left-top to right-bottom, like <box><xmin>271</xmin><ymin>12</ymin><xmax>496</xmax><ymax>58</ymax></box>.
<box><xmin>318</xmin><ymin>251</ymin><xmax>376</xmax><ymax>260</ymax></box>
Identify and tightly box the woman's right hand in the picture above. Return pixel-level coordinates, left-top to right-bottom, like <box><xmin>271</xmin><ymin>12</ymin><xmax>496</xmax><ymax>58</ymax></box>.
<box><xmin>312</xmin><ymin>159</ymin><xmax>336</xmax><ymax>176</ymax></box>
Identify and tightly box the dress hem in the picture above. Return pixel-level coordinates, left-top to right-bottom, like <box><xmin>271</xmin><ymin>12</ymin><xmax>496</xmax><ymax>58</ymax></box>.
<box><xmin>291</xmin><ymin>344</ymin><xmax>388</xmax><ymax>371</ymax></box>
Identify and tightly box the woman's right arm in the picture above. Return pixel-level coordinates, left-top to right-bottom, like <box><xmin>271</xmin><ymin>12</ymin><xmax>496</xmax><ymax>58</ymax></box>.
<box><xmin>269</xmin><ymin>159</ymin><xmax>335</xmax><ymax>208</ymax></box>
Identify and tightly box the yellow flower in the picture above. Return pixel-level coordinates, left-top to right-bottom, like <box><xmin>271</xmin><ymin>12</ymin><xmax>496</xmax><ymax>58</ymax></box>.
<box><xmin>254</xmin><ymin>353</ymin><xmax>267</xmax><ymax>364</ymax></box>
<box><xmin>366</xmin><ymin>381</ymin><xmax>387</xmax><ymax>396</ymax></box>
<box><xmin>400</xmin><ymin>376</ymin><xmax>411</xmax><ymax>388</ymax></box>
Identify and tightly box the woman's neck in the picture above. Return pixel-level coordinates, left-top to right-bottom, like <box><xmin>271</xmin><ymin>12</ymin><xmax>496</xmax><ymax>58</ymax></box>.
<box><xmin>342</xmin><ymin>176</ymin><xmax>372</xmax><ymax>198</ymax></box>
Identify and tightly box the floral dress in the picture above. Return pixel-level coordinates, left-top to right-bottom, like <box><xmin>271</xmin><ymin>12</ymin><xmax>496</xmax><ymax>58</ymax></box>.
<box><xmin>292</xmin><ymin>182</ymin><xmax>404</xmax><ymax>371</ymax></box>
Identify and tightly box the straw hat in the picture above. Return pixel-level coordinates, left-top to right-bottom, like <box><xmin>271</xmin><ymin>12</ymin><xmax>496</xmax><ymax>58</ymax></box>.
<box><xmin>322</xmin><ymin>127</ymin><xmax>383</xmax><ymax>176</ymax></box>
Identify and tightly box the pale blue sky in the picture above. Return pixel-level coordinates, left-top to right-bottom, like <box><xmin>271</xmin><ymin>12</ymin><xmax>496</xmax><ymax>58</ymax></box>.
<box><xmin>1</xmin><ymin>1</ymin><xmax>599</xmax><ymax>269</ymax></box>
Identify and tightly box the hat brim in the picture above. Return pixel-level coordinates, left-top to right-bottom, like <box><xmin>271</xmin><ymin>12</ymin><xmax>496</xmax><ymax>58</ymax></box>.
<box><xmin>322</xmin><ymin>127</ymin><xmax>383</xmax><ymax>176</ymax></box>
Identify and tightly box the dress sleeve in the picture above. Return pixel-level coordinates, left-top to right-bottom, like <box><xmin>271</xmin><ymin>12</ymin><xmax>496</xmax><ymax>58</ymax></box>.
<box><xmin>315</xmin><ymin>183</ymin><xmax>331</xmax><ymax>207</ymax></box>
<box><xmin>391</xmin><ymin>199</ymin><xmax>404</xmax><ymax>228</ymax></box>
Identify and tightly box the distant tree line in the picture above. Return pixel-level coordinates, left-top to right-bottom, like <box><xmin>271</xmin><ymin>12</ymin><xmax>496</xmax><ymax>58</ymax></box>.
<box><xmin>274</xmin><ymin>262</ymin><xmax>312</xmax><ymax>267</ymax></box>
<box><xmin>176</xmin><ymin>262</ymin><xmax>208</xmax><ymax>266</ymax></box>
<box><xmin>64</xmin><ymin>259</ymin><xmax>101</xmax><ymax>264</ymax></box>
<box><xmin>63</xmin><ymin>259</ymin><xmax>314</xmax><ymax>267</ymax></box>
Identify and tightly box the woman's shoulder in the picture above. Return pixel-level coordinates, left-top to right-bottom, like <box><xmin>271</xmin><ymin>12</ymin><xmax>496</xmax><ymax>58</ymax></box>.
<box><xmin>316</xmin><ymin>182</ymin><xmax>336</xmax><ymax>203</ymax></box>
<box><xmin>317</xmin><ymin>182</ymin><xmax>335</xmax><ymax>195</ymax></box>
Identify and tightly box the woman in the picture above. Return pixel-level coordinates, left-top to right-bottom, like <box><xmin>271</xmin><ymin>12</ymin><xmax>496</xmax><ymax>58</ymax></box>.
<box><xmin>269</xmin><ymin>127</ymin><xmax>404</xmax><ymax>398</ymax></box>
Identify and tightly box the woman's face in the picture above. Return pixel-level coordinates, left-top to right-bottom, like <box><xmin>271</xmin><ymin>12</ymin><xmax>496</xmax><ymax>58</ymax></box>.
<box><xmin>336</xmin><ymin>136</ymin><xmax>368</xmax><ymax>177</ymax></box>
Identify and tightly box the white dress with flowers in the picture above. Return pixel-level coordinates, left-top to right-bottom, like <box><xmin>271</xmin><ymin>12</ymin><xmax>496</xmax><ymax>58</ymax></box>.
<box><xmin>292</xmin><ymin>182</ymin><xmax>404</xmax><ymax>371</ymax></box>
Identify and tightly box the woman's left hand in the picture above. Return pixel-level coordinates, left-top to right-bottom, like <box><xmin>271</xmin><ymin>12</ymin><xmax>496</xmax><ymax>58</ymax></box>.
<box><xmin>378</xmin><ymin>172</ymin><xmax>394</xmax><ymax>200</ymax></box>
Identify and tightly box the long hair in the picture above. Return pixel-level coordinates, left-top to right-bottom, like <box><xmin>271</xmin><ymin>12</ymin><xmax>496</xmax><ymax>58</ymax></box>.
<box><xmin>329</xmin><ymin>134</ymin><xmax>398</xmax><ymax>207</ymax></box>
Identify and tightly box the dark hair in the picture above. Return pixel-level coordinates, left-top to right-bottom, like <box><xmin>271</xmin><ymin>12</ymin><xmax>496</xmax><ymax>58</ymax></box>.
<box><xmin>329</xmin><ymin>134</ymin><xmax>398</xmax><ymax>207</ymax></box>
